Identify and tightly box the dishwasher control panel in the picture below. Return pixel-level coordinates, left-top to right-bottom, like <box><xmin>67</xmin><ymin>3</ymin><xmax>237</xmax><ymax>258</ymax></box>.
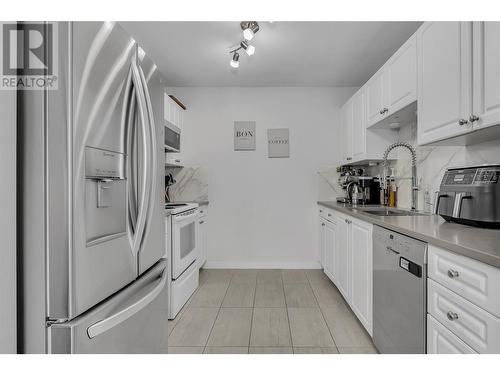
<box><xmin>399</xmin><ymin>257</ymin><xmax>422</xmax><ymax>278</ymax></box>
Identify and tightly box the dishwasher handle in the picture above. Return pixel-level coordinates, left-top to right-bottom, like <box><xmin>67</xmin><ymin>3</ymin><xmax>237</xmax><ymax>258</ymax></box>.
<box><xmin>386</xmin><ymin>246</ymin><xmax>400</xmax><ymax>255</ymax></box>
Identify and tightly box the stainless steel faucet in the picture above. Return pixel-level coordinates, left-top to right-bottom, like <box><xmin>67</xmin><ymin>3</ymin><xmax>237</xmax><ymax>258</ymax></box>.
<box><xmin>382</xmin><ymin>142</ymin><xmax>418</xmax><ymax>211</ymax></box>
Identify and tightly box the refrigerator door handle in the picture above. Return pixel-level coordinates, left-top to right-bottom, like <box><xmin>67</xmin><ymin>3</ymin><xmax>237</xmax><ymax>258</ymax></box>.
<box><xmin>137</xmin><ymin>64</ymin><xmax>157</xmax><ymax>250</ymax></box>
<box><xmin>129</xmin><ymin>60</ymin><xmax>152</xmax><ymax>257</ymax></box>
<box><xmin>86</xmin><ymin>267</ymin><xmax>167</xmax><ymax>339</ymax></box>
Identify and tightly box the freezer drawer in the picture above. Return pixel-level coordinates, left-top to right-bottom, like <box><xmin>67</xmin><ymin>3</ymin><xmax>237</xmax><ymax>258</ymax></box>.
<box><xmin>49</xmin><ymin>260</ymin><xmax>168</xmax><ymax>354</ymax></box>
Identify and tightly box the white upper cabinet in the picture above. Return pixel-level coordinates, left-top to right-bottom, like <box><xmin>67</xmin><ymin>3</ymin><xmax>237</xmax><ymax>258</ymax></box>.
<box><xmin>365</xmin><ymin>68</ymin><xmax>386</xmax><ymax>127</ymax></box>
<box><xmin>472</xmin><ymin>22</ymin><xmax>500</xmax><ymax>131</ymax></box>
<box><xmin>164</xmin><ymin>93</ymin><xmax>184</xmax><ymax>131</ymax></box>
<box><xmin>365</xmin><ymin>34</ymin><xmax>417</xmax><ymax>129</ymax></box>
<box><xmin>384</xmin><ymin>34</ymin><xmax>417</xmax><ymax>116</ymax></box>
<box><xmin>417</xmin><ymin>22</ymin><xmax>474</xmax><ymax>145</ymax></box>
<box><xmin>351</xmin><ymin>89</ymin><xmax>366</xmax><ymax>161</ymax></box>
<box><xmin>340</xmin><ymin>98</ymin><xmax>353</xmax><ymax>164</ymax></box>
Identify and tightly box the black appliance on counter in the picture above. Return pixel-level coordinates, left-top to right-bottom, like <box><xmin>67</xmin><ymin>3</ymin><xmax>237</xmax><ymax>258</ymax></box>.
<box><xmin>436</xmin><ymin>164</ymin><xmax>500</xmax><ymax>228</ymax></box>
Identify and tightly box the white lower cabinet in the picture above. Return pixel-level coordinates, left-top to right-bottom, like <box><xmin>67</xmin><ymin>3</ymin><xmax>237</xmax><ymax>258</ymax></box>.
<box><xmin>197</xmin><ymin>206</ymin><xmax>208</xmax><ymax>269</ymax></box>
<box><xmin>323</xmin><ymin>219</ymin><xmax>337</xmax><ymax>282</ymax></box>
<box><xmin>427</xmin><ymin>314</ymin><xmax>477</xmax><ymax>354</ymax></box>
<box><xmin>318</xmin><ymin>216</ymin><xmax>326</xmax><ymax>268</ymax></box>
<box><xmin>428</xmin><ymin>279</ymin><xmax>500</xmax><ymax>353</ymax></box>
<box><xmin>317</xmin><ymin>206</ymin><xmax>373</xmax><ymax>336</ymax></box>
<box><xmin>427</xmin><ymin>244</ymin><xmax>500</xmax><ymax>354</ymax></box>
<box><xmin>350</xmin><ymin>218</ymin><xmax>373</xmax><ymax>335</ymax></box>
<box><xmin>335</xmin><ymin>213</ymin><xmax>351</xmax><ymax>301</ymax></box>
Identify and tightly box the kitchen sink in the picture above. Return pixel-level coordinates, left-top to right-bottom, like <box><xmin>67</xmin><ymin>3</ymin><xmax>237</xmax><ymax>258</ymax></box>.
<box><xmin>359</xmin><ymin>207</ymin><xmax>428</xmax><ymax>217</ymax></box>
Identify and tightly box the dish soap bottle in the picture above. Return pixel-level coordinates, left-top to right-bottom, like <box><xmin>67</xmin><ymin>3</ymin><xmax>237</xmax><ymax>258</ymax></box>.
<box><xmin>388</xmin><ymin>168</ymin><xmax>398</xmax><ymax>208</ymax></box>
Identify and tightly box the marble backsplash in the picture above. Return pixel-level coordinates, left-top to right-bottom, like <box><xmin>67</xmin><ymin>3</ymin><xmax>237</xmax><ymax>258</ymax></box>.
<box><xmin>319</xmin><ymin>122</ymin><xmax>500</xmax><ymax>211</ymax></box>
<box><xmin>165</xmin><ymin>165</ymin><xmax>209</xmax><ymax>203</ymax></box>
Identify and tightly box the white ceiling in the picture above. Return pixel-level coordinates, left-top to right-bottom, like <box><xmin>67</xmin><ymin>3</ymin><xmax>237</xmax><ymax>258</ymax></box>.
<box><xmin>121</xmin><ymin>21</ymin><xmax>422</xmax><ymax>87</ymax></box>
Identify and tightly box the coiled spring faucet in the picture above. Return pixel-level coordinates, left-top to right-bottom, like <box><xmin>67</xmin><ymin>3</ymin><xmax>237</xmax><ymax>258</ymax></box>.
<box><xmin>382</xmin><ymin>142</ymin><xmax>418</xmax><ymax>211</ymax></box>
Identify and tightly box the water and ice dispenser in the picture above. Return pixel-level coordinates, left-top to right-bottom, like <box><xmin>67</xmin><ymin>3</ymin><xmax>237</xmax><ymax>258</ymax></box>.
<box><xmin>85</xmin><ymin>146</ymin><xmax>127</xmax><ymax>245</ymax></box>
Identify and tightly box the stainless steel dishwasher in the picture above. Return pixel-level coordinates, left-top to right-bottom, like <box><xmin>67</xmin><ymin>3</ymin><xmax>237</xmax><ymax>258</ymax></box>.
<box><xmin>373</xmin><ymin>226</ymin><xmax>428</xmax><ymax>354</ymax></box>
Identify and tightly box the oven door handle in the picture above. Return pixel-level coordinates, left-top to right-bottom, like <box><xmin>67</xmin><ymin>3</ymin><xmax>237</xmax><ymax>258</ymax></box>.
<box><xmin>173</xmin><ymin>211</ymin><xmax>199</xmax><ymax>223</ymax></box>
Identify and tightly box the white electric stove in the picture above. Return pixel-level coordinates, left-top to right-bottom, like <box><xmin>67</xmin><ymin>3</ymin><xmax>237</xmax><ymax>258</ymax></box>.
<box><xmin>165</xmin><ymin>202</ymin><xmax>199</xmax><ymax>319</ymax></box>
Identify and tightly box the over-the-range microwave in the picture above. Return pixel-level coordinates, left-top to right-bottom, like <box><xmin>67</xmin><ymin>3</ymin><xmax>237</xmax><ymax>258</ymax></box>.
<box><xmin>164</xmin><ymin>123</ymin><xmax>180</xmax><ymax>152</ymax></box>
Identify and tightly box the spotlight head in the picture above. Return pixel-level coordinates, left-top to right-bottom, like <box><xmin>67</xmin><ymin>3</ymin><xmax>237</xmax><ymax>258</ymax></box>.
<box><xmin>240</xmin><ymin>40</ymin><xmax>256</xmax><ymax>56</ymax></box>
<box><xmin>241</xmin><ymin>21</ymin><xmax>259</xmax><ymax>41</ymax></box>
<box><xmin>230</xmin><ymin>52</ymin><xmax>240</xmax><ymax>68</ymax></box>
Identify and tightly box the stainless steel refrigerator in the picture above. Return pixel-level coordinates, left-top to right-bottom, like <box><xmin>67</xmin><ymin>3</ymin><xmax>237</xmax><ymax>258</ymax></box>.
<box><xmin>17</xmin><ymin>22</ymin><xmax>167</xmax><ymax>353</ymax></box>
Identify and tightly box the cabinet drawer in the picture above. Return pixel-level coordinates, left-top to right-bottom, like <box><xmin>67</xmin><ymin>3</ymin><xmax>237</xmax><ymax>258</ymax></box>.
<box><xmin>428</xmin><ymin>279</ymin><xmax>500</xmax><ymax>353</ymax></box>
<box><xmin>318</xmin><ymin>206</ymin><xmax>336</xmax><ymax>221</ymax></box>
<box><xmin>198</xmin><ymin>206</ymin><xmax>208</xmax><ymax>218</ymax></box>
<box><xmin>428</xmin><ymin>245</ymin><xmax>500</xmax><ymax>318</ymax></box>
<box><xmin>318</xmin><ymin>206</ymin><xmax>328</xmax><ymax>219</ymax></box>
<box><xmin>427</xmin><ymin>314</ymin><xmax>476</xmax><ymax>354</ymax></box>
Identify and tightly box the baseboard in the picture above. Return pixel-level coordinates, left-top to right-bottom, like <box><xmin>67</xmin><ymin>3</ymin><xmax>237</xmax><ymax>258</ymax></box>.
<box><xmin>203</xmin><ymin>261</ymin><xmax>322</xmax><ymax>269</ymax></box>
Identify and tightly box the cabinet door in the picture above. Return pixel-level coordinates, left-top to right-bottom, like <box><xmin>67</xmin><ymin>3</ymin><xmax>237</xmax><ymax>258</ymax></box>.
<box><xmin>384</xmin><ymin>34</ymin><xmax>417</xmax><ymax>115</ymax></box>
<box><xmin>318</xmin><ymin>217</ymin><xmax>326</xmax><ymax>268</ymax></box>
<box><xmin>365</xmin><ymin>68</ymin><xmax>385</xmax><ymax>127</ymax></box>
<box><xmin>473</xmin><ymin>22</ymin><xmax>500</xmax><ymax>130</ymax></box>
<box><xmin>417</xmin><ymin>22</ymin><xmax>473</xmax><ymax>145</ymax></box>
<box><xmin>351</xmin><ymin>89</ymin><xmax>366</xmax><ymax>162</ymax></box>
<box><xmin>340</xmin><ymin>100</ymin><xmax>353</xmax><ymax>164</ymax></box>
<box><xmin>335</xmin><ymin>214</ymin><xmax>351</xmax><ymax>301</ymax></box>
<box><xmin>350</xmin><ymin>219</ymin><xmax>373</xmax><ymax>335</ymax></box>
<box><xmin>323</xmin><ymin>220</ymin><xmax>337</xmax><ymax>282</ymax></box>
<box><xmin>427</xmin><ymin>314</ymin><xmax>476</xmax><ymax>354</ymax></box>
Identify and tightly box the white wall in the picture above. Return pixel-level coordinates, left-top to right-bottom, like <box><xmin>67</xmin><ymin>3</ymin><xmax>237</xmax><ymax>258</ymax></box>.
<box><xmin>169</xmin><ymin>87</ymin><xmax>355</xmax><ymax>268</ymax></box>
<box><xmin>0</xmin><ymin>88</ymin><xmax>16</xmax><ymax>353</ymax></box>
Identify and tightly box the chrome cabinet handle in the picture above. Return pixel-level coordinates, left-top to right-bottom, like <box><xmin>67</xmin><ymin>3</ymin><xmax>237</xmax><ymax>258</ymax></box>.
<box><xmin>447</xmin><ymin>269</ymin><xmax>459</xmax><ymax>279</ymax></box>
<box><xmin>458</xmin><ymin>119</ymin><xmax>469</xmax><ymax>126</ymax></box>
<box><xmin>469</xmin><ymin>114</ymin><xmax>480</xmax><ymax>123</ymax></box>
<box><xmin>447</xmin><ymin>311</ymin><xmax>459</xmax><ymax>321</ymax></box>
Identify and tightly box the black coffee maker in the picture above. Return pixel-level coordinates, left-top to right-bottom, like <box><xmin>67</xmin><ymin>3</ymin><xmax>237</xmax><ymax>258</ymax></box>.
<box><xmin>356</xmin><ymin>176</ymin><xmax>381</xmax><ymax>205</ymax></box>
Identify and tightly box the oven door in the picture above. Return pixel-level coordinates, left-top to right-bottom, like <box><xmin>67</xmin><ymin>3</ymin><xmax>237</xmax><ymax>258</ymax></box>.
<box><xmin>171</xmin><ymin>209</ymin><xmax>198</xmax><ymax>279</ymax></box>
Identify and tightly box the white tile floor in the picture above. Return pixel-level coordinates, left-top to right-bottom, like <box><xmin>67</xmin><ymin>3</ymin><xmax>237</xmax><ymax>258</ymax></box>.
<box><xmin>168</xmin><ymin>269</ymin><xmax>378</xmax><ymax>354</ymax></box>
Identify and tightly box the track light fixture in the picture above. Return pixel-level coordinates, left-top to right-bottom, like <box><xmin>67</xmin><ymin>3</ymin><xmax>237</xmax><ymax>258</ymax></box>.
<box><xmin>228</xmin><ymin>22</ymin><xmax>260</xmax><ymax>69</ymax></box>
<box><xmin>230</xmin><ymin>52</ymin><xmax>240</xmax><ymax>68</ymax></box>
